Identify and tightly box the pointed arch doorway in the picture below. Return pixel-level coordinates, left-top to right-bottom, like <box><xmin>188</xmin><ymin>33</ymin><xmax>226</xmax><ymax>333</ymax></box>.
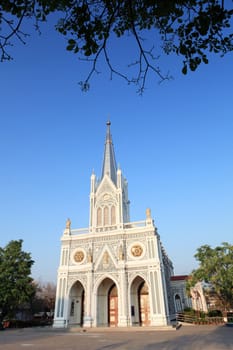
<box><xmin>97</xmin><ymin>278</ymin><xmax>118</xmax><ymax>327</ymax></box>
<box><xmin>175</xmin><ymin>294</ymin><xmax>182</xmax><ymax>312</ymax></box>
<box><xmin>69</xmin><ymin>281</ymin><xmax>85</xmax><ymax>326</ymax></box>
<box><xmin>130</xmin><ymin>276</ymin><xmax>150</xmax><ymax>326</ymax></box>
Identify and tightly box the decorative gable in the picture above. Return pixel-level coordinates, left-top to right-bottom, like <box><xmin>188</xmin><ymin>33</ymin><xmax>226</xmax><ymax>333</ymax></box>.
<box><xmin>95</xmin><ymin>245</ymin><xmax>117</xmax><ymax>271</ymax></box>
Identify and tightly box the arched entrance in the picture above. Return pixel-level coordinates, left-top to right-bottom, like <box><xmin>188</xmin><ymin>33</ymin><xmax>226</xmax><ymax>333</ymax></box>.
<box><xmin>130</xmin><ymin>276</ymin><xmax>150</xmax><ymax>326</ymax></box>
<box><xmin>97</xmin><ymin>277</ymin><xmax>118</xmax><ymax>327</ymax></box>
<box><xmin>175</xmin><ymin>294</ymin><xmax>182</xmax><ymax>312</ymax></box>
<box><xmin>69</xmin><ymin>281</ymin><xmax>85</xmax><ymax>326</ymax></box>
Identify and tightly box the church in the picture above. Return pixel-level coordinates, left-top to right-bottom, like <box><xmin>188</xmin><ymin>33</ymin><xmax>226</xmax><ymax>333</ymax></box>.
<box><xmin>53</xmin><ymin>122</ymin><xmax>175</xmax><ymax>328</ymax></box>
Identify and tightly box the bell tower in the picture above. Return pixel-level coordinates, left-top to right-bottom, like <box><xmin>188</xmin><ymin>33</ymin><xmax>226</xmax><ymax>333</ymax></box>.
<box><xmin>89</xmin><ymin>122</ymin><xmax>130</xmax><ymax>232</ymax></box>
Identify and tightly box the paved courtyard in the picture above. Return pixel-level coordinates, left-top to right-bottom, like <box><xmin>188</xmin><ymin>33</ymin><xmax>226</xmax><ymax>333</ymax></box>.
<box><xmin>0</xmin><ymin>325</ymin><xmax>233</xmax><ymax>350</ymax></box>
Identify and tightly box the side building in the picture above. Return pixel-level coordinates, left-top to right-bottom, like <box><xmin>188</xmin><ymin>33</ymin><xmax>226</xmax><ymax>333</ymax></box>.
<box><xmin>53</xmin><ymin>122</ymin><xmax>175</xmax><ymax>328</ymax></box>
<box><xmin>170</xmin><ymin>275</ymin><xmax>192</xmax><ymax>313</ymax></box>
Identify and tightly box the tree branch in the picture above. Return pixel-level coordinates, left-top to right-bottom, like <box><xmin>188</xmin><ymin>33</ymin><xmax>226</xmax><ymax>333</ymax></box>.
<box><xmin>0</xmin><ymin>7</ymin><xmax>28</xmax><ymax>61</ymax></box>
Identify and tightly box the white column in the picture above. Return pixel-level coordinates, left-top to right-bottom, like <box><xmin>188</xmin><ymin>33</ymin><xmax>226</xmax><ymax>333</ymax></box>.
<box><xmin>83</xmin><ymin>265</ymin><xmax>93</xmax><ymax>327</ymax></box>
<box><xmin>53</xmin><ymin>276</ymin><xmax>68</xmax><ymax>328</ymax></box>
<box><xmin>149</xmin><ymin>268</ymin><xmax>169</xmax><ymax>326</ymax></box>
<box><xmin>118</xmin><ymin>262</ymin><xmax>129</xmax><ymax>327</ymax></box>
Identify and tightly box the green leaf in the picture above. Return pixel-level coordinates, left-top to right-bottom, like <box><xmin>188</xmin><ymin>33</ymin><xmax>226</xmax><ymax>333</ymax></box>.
<box><xmin>202</xmin><ymin>56</ymin><xmax>208</xmax><ymax>64</ymax></box>
<box><xmin>66</xmin><ymin>44</ymin><xmax>75</xmax><ymax>51</ymax></box>
<box><xmin>182</xmin><ymin>64</ymin><xmax>187</xmax><ymax>75</ymax></box>
<box><xmin>68</xmin><ymin>39</ymin><xmax>76</xmax><ymax>45</ymax></box>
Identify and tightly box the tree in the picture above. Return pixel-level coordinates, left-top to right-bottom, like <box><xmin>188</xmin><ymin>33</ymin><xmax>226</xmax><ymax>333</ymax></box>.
<box><xmin>187</xmin><ymin>242</ymin><xmax>233</xmax><ymax>310</ymax></box>
<box><xmin>32</xmin><ymin>281</ymin><xmax>56</xmax><ymax>316</ymax></box>
<box><xmin>0</xmin><ymin>240</ymin><xmax>36</xmax><ymax>320</ymax></box>
<box><xmin>0</xmin><ymin>1</ymin><xmax>233</xmax><ymax>93</ymax></box>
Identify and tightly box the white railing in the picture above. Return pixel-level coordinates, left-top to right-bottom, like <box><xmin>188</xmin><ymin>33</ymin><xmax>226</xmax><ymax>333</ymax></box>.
<box><xmin>70</xmin><ymin>227</ymin><xmax>89</xmax><ymax>235</ymax></box>
<box><xmin>70</xmin><ymin>220</ymin><xmax>149</xmax><ymax>236</ymax></box>
<box><xmin>95</xmin><ymin>225</ymin><xmax>117</xmax><ymax>233</ymax></box>
<box><xmin>123</xmin><ymin>220</ymin><xmax>147</xmax><ymax>229</ymax></box>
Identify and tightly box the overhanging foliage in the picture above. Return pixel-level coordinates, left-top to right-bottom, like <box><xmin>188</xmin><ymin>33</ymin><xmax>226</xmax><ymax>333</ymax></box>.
<box><xmin>0</xmin><ymin>1</ymin><xmax>233</xmax><ymax>92</ymax></box>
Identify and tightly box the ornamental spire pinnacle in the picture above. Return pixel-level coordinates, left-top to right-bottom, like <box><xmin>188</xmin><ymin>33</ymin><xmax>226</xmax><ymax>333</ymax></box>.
<box><xmin>101</xmin><ymin>121</ymin><xmax>117</xmax><ymax>185</ymax></box>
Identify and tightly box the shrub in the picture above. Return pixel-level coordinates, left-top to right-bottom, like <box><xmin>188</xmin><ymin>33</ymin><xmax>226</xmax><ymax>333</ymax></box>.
<box><xmin>208</xmin><ymin>310</ymin><xmax>223</xmax><ymax>317</ymax></box>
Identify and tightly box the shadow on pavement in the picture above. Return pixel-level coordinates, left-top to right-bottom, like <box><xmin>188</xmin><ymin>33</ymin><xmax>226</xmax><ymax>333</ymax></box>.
<box><xmin>145</xmin><ymin>325</ymin><xmax>233</xmax><ymax>350</ymax></box>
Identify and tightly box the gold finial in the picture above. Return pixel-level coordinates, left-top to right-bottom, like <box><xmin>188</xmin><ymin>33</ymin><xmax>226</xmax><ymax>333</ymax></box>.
<box><xmin>146</xmin><ymin>208</ymin><xmax>151</xmax><ymax>219</ymax></box>
<box><xmin>66</xmin><ymin>218</ymin><xmax>71</xmax><ymax>229</ymax></box>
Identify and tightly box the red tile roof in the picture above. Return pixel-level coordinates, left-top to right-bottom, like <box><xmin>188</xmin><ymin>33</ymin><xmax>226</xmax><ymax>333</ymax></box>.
<box><xmin>170</xmin><ymin>275</ymin><xmax>189</xmax><ymax>281</ymax></box>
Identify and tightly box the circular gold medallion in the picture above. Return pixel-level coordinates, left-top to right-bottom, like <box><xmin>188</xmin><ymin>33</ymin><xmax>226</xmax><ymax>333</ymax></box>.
<box><xmin>74</xmin><ymin>250</ymin><xmax>84</xmax><ymax>263</ymax></box>
<box><xmin>131</xmin><ymin>244</ymin><xmax>143</xmax><ymax>257</ymax></box>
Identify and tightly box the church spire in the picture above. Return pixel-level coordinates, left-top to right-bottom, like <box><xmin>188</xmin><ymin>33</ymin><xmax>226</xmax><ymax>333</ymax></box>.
<box><xmin>101</xmin><ymin>121</ymin><xmax>117</xmax><ymax>185</ymax></box>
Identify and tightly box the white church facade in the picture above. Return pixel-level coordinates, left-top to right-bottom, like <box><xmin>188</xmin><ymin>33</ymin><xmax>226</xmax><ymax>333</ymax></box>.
<box><xmin>53</xmin><ymin>122</ymin><xmax>175</xmax><ymax>328</ymax></box>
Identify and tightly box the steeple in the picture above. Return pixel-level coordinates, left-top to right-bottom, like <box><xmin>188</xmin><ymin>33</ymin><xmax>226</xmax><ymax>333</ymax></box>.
<box><xmin>89</xmin><ymin>121</ymin><xmax>130</xmax><ymax>229</ymax></box>
<box><xmin>101</xmin><ymin>121</ymin><xmax>117</xmax><ymax>185</ymax></box>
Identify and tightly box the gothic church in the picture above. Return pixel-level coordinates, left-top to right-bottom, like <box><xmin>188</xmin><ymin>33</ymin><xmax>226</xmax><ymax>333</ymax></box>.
<box><xmin>53</xmin><ymin>122</ymin><xmax>175</xmax><ymax>328</ymax></box>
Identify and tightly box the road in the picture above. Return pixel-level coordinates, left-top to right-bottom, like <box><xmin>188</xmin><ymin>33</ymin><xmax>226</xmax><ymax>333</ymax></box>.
<box><xmin>0</xmin><ymin>325</ymin><xmax>233</xmax><ymax>350</ymax></box>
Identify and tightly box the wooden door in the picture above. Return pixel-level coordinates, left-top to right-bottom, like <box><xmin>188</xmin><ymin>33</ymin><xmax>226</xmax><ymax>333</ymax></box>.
<box><xmin>139</xmin><ymin>283</ymin><xmax>150</xmax><ymax>326</ymax></box>
<box><xmin>109</xmin><ymin>285</ymin><xmax>118</xmax><ymax>327</ymax></box>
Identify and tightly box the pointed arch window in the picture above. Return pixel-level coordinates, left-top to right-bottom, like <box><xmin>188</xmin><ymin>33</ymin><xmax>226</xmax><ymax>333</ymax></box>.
<box><xmin>111</xmin><ymin>206</ymin><xmax>116</xmax><ymax>225</ymax></box>
<box><xmin>104</xmin><ymin>206</ymin><xmax>109</xmax><ymax>226</ymax></box>
<box><xmin>175</xmin><ymin>294</ymin><xmax>182</xmax><ymax>312</ymax></box>
<box><xmin>97</xmin><ymin>207</ymin><xmax>102</xmax><ymax>226</ymax></box>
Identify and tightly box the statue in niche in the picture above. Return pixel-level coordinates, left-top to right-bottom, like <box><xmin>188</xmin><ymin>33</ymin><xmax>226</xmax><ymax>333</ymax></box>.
<box><xmin>87</xmin><ymin>248</ymin><xmax>93</xmax><ymax>263</ymax></box>
<box><xmin>103</xmin><ymin>251</ymin><xmax>109</xmax><ymax>264</ymax></box>
<box><xmin>118</xmin><ymin>244</ymin><xmax>124</xmax><ymax>260</ymax></box>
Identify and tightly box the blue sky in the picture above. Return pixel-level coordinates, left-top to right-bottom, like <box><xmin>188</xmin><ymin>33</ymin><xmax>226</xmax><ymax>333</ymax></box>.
<box><xmin>0</xmin><ymin>17</ymin><xmax>232</xmax><ymax>283</ymax></box>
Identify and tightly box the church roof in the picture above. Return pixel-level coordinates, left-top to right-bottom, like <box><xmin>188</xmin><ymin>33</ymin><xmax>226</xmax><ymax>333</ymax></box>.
<box><xmin>101</xmin><ymin>121</ymin><xmax>117</xmax><ymax>185</ymax></box>
<box><xmin>170</xmin><ymin>275</ymin><xmax>189</xmax><ymax>281</ymax></box>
